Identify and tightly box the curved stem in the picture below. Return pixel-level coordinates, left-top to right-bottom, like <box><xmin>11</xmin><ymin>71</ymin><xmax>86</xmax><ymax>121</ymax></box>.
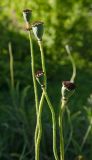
<box><xmin>38</xmin><ymin>41</ymin><xmax>47</xmax><ymax>89</ymax></box>
<box><xmin>35</xmin><ymin>40</ymin><xmax>47</xmax><ymax>160</ymax></box>
<box><xmin>65</xmin><ymin>45</ymin><xmax>76</xmax><ymax>82</ymax></box>
<box><xmin>43</xmin><ymin>89</ymin><xmax>59</xmax><ymax>160</ymax></box>
<box><xmin>29</xmin><ymin>31</ymin><xmax>39</xmax><ymax>114</ymax></box>
<box><xmin>36</xmin><ymin>92</ymin><xmax>44</xmax><ymax>160</ymax></box>
<box><xmin>35</xmin><ymin>40</ymin><xmax>47</xmax><ymax>159</ymax></box>
<box><xmin>29</xmin><ymin>32</ymin><xmax>39</xmax><ymax>159</ymax></box>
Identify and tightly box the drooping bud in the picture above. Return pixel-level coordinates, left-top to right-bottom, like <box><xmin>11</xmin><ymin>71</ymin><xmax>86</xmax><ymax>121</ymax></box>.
<box><xmin>32</xmin><ymin>21</ymin><xmax>44</xmax><ymax>41</ymax></box>
<box><xmin>61</xmin><ymin>81</ymin><xmax>76</xmax><ymax>100</ymax></box>
<box><xmin>35</xmin><ymin>70</ymin><xmax>44</xmax><ymax>78</ymax></box>
<box><xmin>35</xmin><ymin>70</ymin><xmax>44</xmax><ymax>87</ymax></box>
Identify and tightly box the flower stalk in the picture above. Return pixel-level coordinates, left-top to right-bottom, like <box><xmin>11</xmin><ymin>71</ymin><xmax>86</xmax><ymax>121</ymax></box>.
<box><xmin>28</xmin><ymin>31</ymin><xmax>39</xmax><ymax>114</ymax></box>
<box><xmin>59</xmin><ymin>51</ymin><xmax>76</xmax><ymax>160</ymax></box>
<box><xmin>35</xmin><ymin>92</ymin><xmax>44</xmax><ymax>160</ymax></box>
<box><xmin>33</xmin><ymin>25</ymin><xmax>59</xmax><ymax>160</ymax></box>
<box><xmin>59</xmin><ymin>99</ymin><xmax>66</xmax><ymax>160</ymax></box>
<box><xmin>65</xmin><ymin>45</ymin><xmax>76</xmax><ymax>82</ymax></box>
<box><xmin>8</xmin><ymin>42</ymin><xmax>14</xmax><ymax>92</ymax></box>
<box><xmin>43</xmin><ymin>89</ymin><xmax>59</xmax><ymax>160</ymax></box>
<box><xmin>38</xmin><ymin>40</ymin><xmax>47</xmax><ymax>89</ymax></box>
<box><xmin>35</xmin><ymin>40</ymin><xmax>47</xmax><ymax>159</ymax></box>
<box><xmin>32</xmin><ymin>21</ymin><xmax>47</xmax><ymax>160</ymax></box>
<box><xmin>8</xmin><ymin>42</ymin><xmax>16</xmax><ymax>108</ymax></box>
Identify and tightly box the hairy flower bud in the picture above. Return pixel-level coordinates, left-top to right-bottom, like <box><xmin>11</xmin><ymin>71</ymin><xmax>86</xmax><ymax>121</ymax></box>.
<box><xmin>32</xmin><ymin>21</ymin><xmax>44</xmax><ymax>41</ymax></box>
<box><xmin>61</xmin><ymin>81</ymin><xmax>76</xmax><ymax>100</ymax></box>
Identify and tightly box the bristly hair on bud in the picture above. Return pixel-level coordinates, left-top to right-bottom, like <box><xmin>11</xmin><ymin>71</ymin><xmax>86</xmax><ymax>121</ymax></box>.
<box><xmin>61</xmin><ymin>81</ymin><xmax>76</xmax><ymax>100</ymax></box>
<box><xmin>23</xmin><ymin>9</ymin><xmax>32</xmax><ymax>23</ymax></box>
<box><xmin>32</xmin><ymin>21</ymin><xmax>44</xmax><ymax>41</ymax></box>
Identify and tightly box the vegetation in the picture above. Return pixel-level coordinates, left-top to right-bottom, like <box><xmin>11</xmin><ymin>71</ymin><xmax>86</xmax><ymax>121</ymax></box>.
<box><xmin>0</xmin><ymin>0</ymin><xmax>92</xmax><ymax>160</ymax></box>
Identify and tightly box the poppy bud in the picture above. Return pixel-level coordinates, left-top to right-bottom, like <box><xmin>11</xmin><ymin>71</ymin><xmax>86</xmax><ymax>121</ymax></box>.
<box><xmin>23</xmin><ymin>9</ymin><xmax>32</xmax><ymax>23</ymax></box>
<box><xmin>61</xmin><ymin>81</ymin><xmax>76</xmax><ymax>100</ymax></box>
<box><xmin>23</xmin><ymin>9</ymin><xmax>32</xmax><ymax>31</ymax></box>
<box><xmin>35</xmin><ymin>70</ymin><xmax>44</xmax><ymax>87</ymax></box>
<box><xmin>32</xmin><ymin>21</ymin><xmax>44</xmax><ymax>41</ymax></box>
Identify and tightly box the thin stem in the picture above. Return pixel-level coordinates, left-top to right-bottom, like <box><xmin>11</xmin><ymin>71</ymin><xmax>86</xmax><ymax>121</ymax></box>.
<box><xmin>35</xmin><ymin>40</ymin><xmax>47</xmax><ymax>159</ymax></box>
<box><xmin>35</xmin><ymin>91</ymin><xmax>45</xmax><ymax>155</ymax></box>
<box><xmin>35</xmin><ymin>92</ymin><xmax>44</xmax><ymax>160</ymax></box>
<box><xmin>29</xmin><ymin>32</ymin><xmax>40</xmax><ymax>159</ymax></box>
<box><xmin>43</xmin><ymin>89</ymin><xmax>59</xmax><ymax>160</ymax></box>
<box><xmin>35</xmin><ymin>122</ymin><xmax>39</xmax><ymax>154</ymax></box>
<box><xmin>38</xmin><ymin>41</ymin><xmax>47</xmax><ymax>89</ymax></box>
<box><xmin>8</xmin><ymin>42</ymin><xmax>14</xmax><ymax>91</ymax></box>
<box><xmin>19</xmin><ymin>143</ymin><xmax>27</xmax><ymax>160</ymax></box>
<box><xmin>29</xmin><ymin>31</ymin><xmax>39</xmax><ymax>114</ymax></box>
<box><xmin>59</xmin><ymin>99</ymin><xmax>66</xmax><ymax>160</ymax></box>
<box><xmin>80</xmin><ymin>118</ymin><xmax>92</xmax><ymax>150</ymax></box>
<box><xmin>65</xmin><ymin>107</ymin><xmax>73</xmax><ymax>152</ymax></box>
<box><xmin>8</xmin><ymin>42</ymin><xmax>16</xmax><ymax>107</ymax></box>
<box><xmin>65</xmin><ymin>45</ymin><xmax>76</xmax><ymax>82</ymax></box>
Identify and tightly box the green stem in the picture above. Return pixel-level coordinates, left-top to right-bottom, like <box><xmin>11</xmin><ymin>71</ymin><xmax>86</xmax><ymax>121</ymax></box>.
<box><xmin>29</xmin><ymin>31</ymin><xmax>39</xmax><ymax>114</ymax></box>
<box><xmin>36</xmin><ymin>92</ymin><xmax>44</xmax><ymax>160</ymax></box>
<box><xmin>80</xmin><ymin>118</ymin><xmax>92</xmax><ymax>150</ymax></box>
<box><xmin>43</xmin><ymin>89</ymin><xmax>59</xmax><ymax>160</ymax></box>
<box><xmin>65</xmin><ymin>45</ymin><xmax>76</xmax><ymax>82</ymax></box>
<box><xmin>8</xmin><ymin>42</ymin><xmax>14</xmax><ymax>91</ymax></box>
<box><xmin>38</xmin><ymin>41</ymin><xmax>47</xmax><ymax>89</ymax></box>
<box><xmin>59</xmin><ymin>100</ymin><xmax>65</xmax><ymax>160</ymax></box>
<box><xmin>35</xmin><ymin>40</ymin><xmax>47</xmax><ymax>159</ymax></box>
<box><xmin>65</xmin><ymin>107</ymin><xmax>73</xmax><ymax>153</ymax></box>
<box><xmin>29</xmin><ymin>32</ymin><xmax>39</xmax><ymax>159</ymax></box>
<box><xmin>8</xmin><ymin>42</ymin><xmax>16</xmax><ymax>107</ymax></box>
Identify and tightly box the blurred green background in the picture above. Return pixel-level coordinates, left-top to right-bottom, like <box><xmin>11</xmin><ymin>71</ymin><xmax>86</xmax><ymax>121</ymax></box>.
<box><xmin>0</xmin><ymin>0</ymin><xmax>92</xmax><ymax>160</ymax></box>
